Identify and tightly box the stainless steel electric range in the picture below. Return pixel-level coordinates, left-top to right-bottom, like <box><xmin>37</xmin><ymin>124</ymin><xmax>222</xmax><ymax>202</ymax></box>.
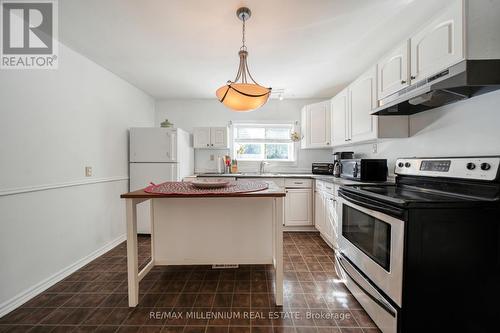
<box><xmin>334</xmin><ymin>156</ymin><xmax>500</xmax><ymax>333</ymax></box>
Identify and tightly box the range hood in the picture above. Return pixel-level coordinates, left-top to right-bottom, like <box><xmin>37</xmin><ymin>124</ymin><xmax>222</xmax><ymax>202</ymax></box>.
<box><xmin>372</xmin><ymin>60</ymin><xmax>500</xmax><ymax>116</ymax></box>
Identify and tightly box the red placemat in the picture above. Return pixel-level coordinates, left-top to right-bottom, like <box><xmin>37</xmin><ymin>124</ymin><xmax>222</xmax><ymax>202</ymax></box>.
<box><xmin>144</xmin><ymin>180</ymin><xmax>269</xmax><ymax>195</ymax></box>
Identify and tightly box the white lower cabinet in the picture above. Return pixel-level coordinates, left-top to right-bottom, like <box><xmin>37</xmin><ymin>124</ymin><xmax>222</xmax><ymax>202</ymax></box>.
<box><xmin>314</xmin><ymin>181</ymin><xmax>339</xmax><ymax>249</ymax></box>
<box><xmin>314</xmin><ymin>190</ymin><xmax>325</xmax><ymax>233</ymax></box>
<box><xmin>285</xmin><ymin>188</ymin><xmax>313</xmax><ymax>226</ymax></box>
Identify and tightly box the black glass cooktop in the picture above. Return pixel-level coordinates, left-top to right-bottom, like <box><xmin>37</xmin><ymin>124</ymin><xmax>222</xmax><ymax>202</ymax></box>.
<box><xmin>342</xmin><ymin>184</ymin><xmax>484</xmax><ymax>207</ymax></box>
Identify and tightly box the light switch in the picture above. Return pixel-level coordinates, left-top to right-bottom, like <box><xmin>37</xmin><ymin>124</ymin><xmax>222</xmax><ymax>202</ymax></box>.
<box><xmin>372</xmin><ymin>143</ymin><xmax>378</xmax><ymax>154</ymax></box>
<box><xmin>85</xmin><ymin>166</ymin><xmax>92</xmax><ymax>177</ymax></box>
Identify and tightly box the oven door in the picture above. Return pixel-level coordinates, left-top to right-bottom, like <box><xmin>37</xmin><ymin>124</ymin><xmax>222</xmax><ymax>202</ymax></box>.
<box><xmin>337</xmin><ymin>191</ymin><xmax>404</xmax><ymax>307</ymax></box>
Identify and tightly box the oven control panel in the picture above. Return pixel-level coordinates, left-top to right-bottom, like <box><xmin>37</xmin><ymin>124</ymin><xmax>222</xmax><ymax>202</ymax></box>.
<box><xmin>395</xmin><ymin>157</ymin><xmax>500</xmax><ymax>181</ymax></box>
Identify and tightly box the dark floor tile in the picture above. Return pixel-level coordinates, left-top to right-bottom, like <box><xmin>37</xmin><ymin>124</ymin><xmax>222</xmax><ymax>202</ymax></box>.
<box><xmin>232</xmin><ymin>294</ymin><xmax>250</xmax><ymax>308</ymax></box>
<box><xmin>1</xmin><ymin>233</ymin><xmax>379</xmax><ymax>333</ymax></box>
<box><xmin>161</xmin><ymin>327</ymin><xmax>183</xmax><ymax>333</ymax></box>
<box><xmin>228</xmin><ymin>327</ymin><xmax>249</xmax><ymax>333</ymax></box>
<box><xmin>5</xmin><ymin>326</ymin><xmax>35</xmax><ymax>333</ymax></box>
<box><xmin>102</xmin><ymin>308</ymin><xmax>133</xmax><ymax>325</ymax></box>
<box><xmin>26</xmin><ymin>326</ymin><xmax>55</xmax><ymax>333</ymax></box>
<box><xmin>73</xmin><ymin>326</ymin><xmax>99</xmax><ymax>333</ymax></box>
<box><xmin>61</xmin><ymin>308</ymin><xmax>95</xmax><ymax>325</ymax></box>
<box><xmin>124</xmin><ymin>308</ymin><xmax>153</xmax><ymax>326</ymax></box>
<box><xmin>94</xmin><ymin>327</ymin><xmax>119</xmax><ymax>333</ymax></box>
<box><xmin>183</xmin><ymin>326</ymin><xmax>205</xmax><ymax>333</ymax></box>
<box><xmin>205</xmin><ymin>327</ymin><xmax>228</xmax><ymax>333</ymax></box>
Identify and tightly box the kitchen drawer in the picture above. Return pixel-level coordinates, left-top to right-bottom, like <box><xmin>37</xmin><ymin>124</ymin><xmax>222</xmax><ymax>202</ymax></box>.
<box><xmin>241</xmin><ymin>177</ymin><xmax>285</xmax><ymax>188</ymax></box>
<box><xmin>323</xmin><ymin>182</ymin><xmax>335</xmax><ymax>195</ymax></box>
<box><xmin>197</xmin><ymin>177</ymin><xmax>236</xmax><ymax>181</ymax></box>
<box><xmin>285</xmin><ymin>178</ymin><xmax>312</xmax><ymax>188</ymax></box>
<box><xmin>315</xmin><ymin>180</ymin><xmax>325</xmax><ymax>191</ymax></box>
<box><xmin>183</xmin><ymin>176</ymin><xmax>198</xmax><ymax>182</ymax></box>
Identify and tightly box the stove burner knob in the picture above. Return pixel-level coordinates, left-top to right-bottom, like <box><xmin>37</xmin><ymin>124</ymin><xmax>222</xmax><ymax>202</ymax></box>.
<box><xmin>398</xmin><ymin>162</ymin><xmax>404</xmax><ymax>168</ymax></box>
<box><xmin>405</xmin><ymin>162</ymin><xmax>411</xmax><ymax>168</ymax></box>
<box><xmin>466</xmin><ymin>162</ymin><xmax>476</xmax><ymax>170</ymax></box>
<box><xmin>481</xmin><ymin>163</ymin><xmax>491</xmax><ymax>171</ymax></box>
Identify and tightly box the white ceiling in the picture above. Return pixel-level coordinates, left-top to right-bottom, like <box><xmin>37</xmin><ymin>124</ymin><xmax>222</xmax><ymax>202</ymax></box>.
<box><xmin>59</xmin><ymin>0</ymin><xmax>451</xmax><ymax>99</ymax></box>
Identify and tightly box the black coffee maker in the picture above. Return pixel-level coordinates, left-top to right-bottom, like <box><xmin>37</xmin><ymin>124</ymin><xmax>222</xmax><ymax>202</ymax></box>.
<box><xmin>333</xmin><ymin>151</ymin><xmax>354</xmax><ymax>177</ymax></box>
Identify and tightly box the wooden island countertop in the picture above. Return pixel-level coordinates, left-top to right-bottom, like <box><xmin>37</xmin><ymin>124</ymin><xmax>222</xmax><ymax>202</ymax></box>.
<box><xmin>121</xmin><ymin>179</ymin><xmax>285</xmax><ymax>308</ymax></box>
<box><xmin>120</xmin><ymin>181</ymin><xmax>286</xmax><ymax>199</ymax></box>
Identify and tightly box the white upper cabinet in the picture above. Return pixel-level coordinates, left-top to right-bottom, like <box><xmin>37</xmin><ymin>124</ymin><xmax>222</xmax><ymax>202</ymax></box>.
<box><xmin>210</xmin><ymin>127</ymin><xmax>228</xmax><ymax>148</ymax></box>
<box><xmin>331</xmin><ymin>89</ymin><xmax>348</xmax><ymax>146</ymax></box>
<box><xmin>331</xmin><ymin>66</ymin><xmax>409</xmax><ymax>147</ymax></box>
<box><xmin>193</xmin><ymin>127</ymin><xmax>228</xmax><ymax>149</ymax></box>
<box><xmin>349</xmin><ymin>66</ymin><xmax>378</xmax><ymax>143</ymax></box>
<box><xmin>410</xmin><ymin>0</ymin><xmax>464</xmax><ymax>82</ymax></box>
<box><xmin>193</xmin><ymin>128</ymin><xmax>211</xmax><ymax>148</ymax></box>
<box><xmin>377</xmin><ymin>41</ymin><xmax>410</xmax><ymax>99</ymax></box>
<box><xmin>301</xmin><ymin>101</ymin><xmax>331</xmax><ymax>149</ymax></box>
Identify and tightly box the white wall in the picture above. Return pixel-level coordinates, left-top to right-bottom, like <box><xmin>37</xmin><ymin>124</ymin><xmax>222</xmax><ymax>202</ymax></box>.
<box><xmin>0</xmin><ymin>43</ymin><xmax>155</xmax><ymax>314</ymax></box>
<box><xmin>335</xmin><ymin>89</ymin><xmax>500</xmax><ymax>175</ymax></box>
<box><xmin>155</xmin><ymin>99</ymin><xmax>333</xmax><ymax>173</ymax></box>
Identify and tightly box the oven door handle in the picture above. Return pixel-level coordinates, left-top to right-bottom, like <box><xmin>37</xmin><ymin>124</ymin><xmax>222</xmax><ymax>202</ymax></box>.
<box><xmin>336</xmin><ymin>252</ymin><xmax>397</xmax><ymax>317</ymax></box>
<box><xmin>338</xmin><ymin>191</ymin><xmax>405</xmax><ymax>219</ymax></box>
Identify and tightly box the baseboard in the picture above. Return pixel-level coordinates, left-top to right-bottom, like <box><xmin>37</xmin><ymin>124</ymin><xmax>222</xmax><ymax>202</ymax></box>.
<box><xmin>283</xmin><ymin>226</ymin><xmax>318</xmax><ymax>232</ymax></box>
<box><xmin>154</xmin><ymin>258</ymin><xmax>273</xmax><ymax>265</ymax></box>
<box><xmin>0</xmin><ymin>234</ymin><xmax>126</xmax><ymax>318</ymax></box>
<box><xmin>319</xmin><ymin>233</ymin><xmax>337</xmax><ymax>251</ymax></box>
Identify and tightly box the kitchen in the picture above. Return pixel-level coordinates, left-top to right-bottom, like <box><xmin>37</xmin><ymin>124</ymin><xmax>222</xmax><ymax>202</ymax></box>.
<box><xmin>1</xmin><ymin>1</ymin><xmax>500</xmax><ymax>333</ymax></box>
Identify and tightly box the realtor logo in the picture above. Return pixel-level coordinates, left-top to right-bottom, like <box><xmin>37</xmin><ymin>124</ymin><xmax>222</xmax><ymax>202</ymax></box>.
<box><xmin>1</xmin><ymin>0</ymin><xmax>58</xmax><ymax>69</ymax></box>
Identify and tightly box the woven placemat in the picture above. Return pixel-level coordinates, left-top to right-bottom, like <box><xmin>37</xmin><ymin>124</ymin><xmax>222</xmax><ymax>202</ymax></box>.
<box><xmin>144</xmin><ymin>180</ymin><xmax>269</xmax><ymax>195</ymax></box>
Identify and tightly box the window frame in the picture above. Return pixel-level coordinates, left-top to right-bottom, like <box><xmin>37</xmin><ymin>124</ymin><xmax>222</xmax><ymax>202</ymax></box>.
<box><xmin>230</xmin><ymin>121</ymin><xmax>299</xmax><ymax>166</ymax></box>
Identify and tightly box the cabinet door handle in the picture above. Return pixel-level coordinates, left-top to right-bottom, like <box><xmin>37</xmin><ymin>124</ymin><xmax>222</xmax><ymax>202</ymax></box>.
<box><xmin>411</xmin><ymin>75</ymin><xmax>416</xmax><ymax>80</ymax></box>
<box><xmin>206</xmin><ymin>143</ymin><xmax>209</xmax><ymax>147</ymax></box>
<box><xmin>401</xmin><ymin>80</ymin><xmax>406</xmax><ymax>84</ymax></box>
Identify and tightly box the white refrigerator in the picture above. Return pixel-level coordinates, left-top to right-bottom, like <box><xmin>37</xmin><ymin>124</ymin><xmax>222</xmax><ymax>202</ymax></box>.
<box><xmin>129</xmin><ymin>127</ymin><xmax>194</xmax><ymax>233</ymax></box>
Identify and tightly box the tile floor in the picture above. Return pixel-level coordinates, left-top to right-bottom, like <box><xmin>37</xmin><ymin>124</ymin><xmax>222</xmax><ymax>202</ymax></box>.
<box><xmin>0</xmin><ymin>232</ymin><xmax>380</xmax><ymax>333</ymax></box>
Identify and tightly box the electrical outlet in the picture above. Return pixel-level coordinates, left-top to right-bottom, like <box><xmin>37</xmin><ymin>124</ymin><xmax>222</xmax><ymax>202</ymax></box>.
<box><xmin>372</xmin><ymin>143</ymin><xmax>378</xmax><ymax>154</ymax></box>
<box><xmin>85</xmin><ymin>166</ymin><xmax>92</xmax><ymax>177</ymax></box>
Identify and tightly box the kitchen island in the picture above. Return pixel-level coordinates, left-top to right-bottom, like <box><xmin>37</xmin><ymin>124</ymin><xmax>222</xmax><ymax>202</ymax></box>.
<box><xmin>120</xmin><ymin>181</ymin><xmax>285</xmax><ymax>307</ymax></box>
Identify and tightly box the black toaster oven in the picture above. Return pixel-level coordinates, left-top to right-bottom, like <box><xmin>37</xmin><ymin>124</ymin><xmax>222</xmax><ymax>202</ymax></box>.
<box><xmin>312</xmin><ymin>163</ymin><xmax>334</xmax><ymax>175</ymax></box>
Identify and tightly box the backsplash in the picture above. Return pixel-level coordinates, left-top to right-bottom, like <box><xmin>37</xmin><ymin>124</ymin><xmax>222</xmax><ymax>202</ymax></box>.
<box><xmin>194</xmin><ymin>148</ymin><xmax>332</xmax><ymax>174</ymax></box>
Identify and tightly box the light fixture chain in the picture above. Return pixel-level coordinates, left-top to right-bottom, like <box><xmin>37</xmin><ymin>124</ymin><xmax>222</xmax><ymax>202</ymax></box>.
<box><xmin>242</xmin><ymin>17</ymin><xmax>246</xmax><ymax>49</ymax></box>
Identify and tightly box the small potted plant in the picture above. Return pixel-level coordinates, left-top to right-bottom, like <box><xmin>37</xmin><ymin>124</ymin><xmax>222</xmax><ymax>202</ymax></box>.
<box><xmin>160</xmin><ymin>119</ymin><xmax>174</xmax><ymax>128</ymax></box>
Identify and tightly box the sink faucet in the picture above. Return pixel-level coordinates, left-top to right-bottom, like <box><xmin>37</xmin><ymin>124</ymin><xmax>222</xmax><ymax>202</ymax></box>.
<box><xmin>259</xmin><ymin>161</ymin><xmax>270</xmax><ymax>174</ymax></box>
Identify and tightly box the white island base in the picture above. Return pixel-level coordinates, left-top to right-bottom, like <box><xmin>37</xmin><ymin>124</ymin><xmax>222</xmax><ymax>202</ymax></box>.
<box><xmin>122</xmin><ymin>186</ymin><xmax>285</xmax><ymax>307</ymax></box>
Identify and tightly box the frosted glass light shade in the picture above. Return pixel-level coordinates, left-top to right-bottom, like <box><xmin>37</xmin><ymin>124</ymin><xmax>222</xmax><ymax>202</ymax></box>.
<box><xmin>216</xmin><ymin>83</ymin><xmax>271</xmax><ymax>112</ymax></box>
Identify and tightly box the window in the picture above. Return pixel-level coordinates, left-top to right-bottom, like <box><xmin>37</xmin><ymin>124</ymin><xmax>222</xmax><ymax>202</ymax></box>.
<box><xmin>232</xmin><ymin>123</ymin><xmax>296</xmax><ymax>162</ymax></box>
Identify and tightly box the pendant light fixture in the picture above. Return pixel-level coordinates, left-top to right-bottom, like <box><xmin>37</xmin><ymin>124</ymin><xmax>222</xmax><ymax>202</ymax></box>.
<box><xmin>216</xmin><ymin>7</ymin><xmax>271</xmax><ymax>112</ymax></box>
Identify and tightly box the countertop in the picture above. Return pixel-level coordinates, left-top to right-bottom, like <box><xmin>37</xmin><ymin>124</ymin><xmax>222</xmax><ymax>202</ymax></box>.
<box><xmin>121</xmin><ymin>181</ymin><xmax>285</xmax><ymax>199</ymax></box>
<box><xmin>195</xmin><ymin>173</ymin><xmax>394</xmax><ymax>186</ymax></box>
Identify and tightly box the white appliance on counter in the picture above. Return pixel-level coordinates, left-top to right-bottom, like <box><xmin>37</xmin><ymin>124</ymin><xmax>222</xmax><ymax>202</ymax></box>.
<box><xmin>129</xmin><ymin>127</ymin><xmax>194</xmax><ymax>233</ymax></box>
